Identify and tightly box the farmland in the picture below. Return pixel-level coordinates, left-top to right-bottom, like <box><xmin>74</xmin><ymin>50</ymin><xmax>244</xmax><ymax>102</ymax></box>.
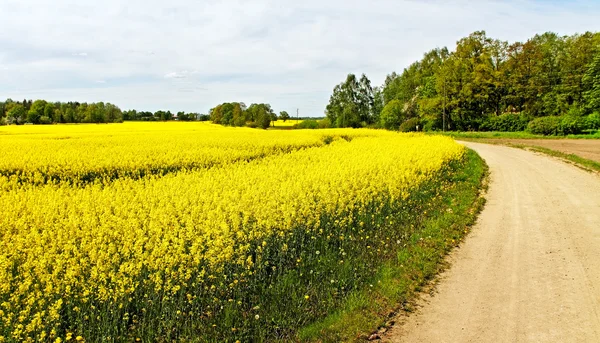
<box><xmin>0</xmin><ymin>122</ymin><xmax>481</xmax><ymax>342</ymax></box>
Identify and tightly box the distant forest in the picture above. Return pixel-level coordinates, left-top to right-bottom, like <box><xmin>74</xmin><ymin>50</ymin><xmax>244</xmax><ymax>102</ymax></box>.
<box><xmin>325</xmin><ymin>31</ymin><xmax>600</xmax><ymax>133</ymax></box>
<box><xmin>0</xmin><ymin>99</ymin><xmax>209</xmax><ymax>125</ymax></box>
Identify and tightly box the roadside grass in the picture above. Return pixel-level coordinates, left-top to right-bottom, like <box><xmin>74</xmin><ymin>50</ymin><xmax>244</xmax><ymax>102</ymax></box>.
<box><xmin>298</xmin><ymin>149</ymin><xmax>488</xmax><ymax>342</ymax></box>
<box><xmin>432</xmin><ymin>131</ymin><xmax>600</xmax><ymax>140</ymax></box>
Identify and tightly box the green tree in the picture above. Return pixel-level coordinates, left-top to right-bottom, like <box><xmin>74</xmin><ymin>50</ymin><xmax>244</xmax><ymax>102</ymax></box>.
<box><xmin>105</xmin><ymin>103</ymin><xmax>123</xmax><ymax>122</ymax></box>
<box><xmin>326</xmin><ymin>73</ymin><xmax>376</xmax><ymax>127</ymax></box>
<box><xmin>583</xmin><ymin>51</ymin><xmax>600</xmax><ymax>113</ymax></box>
<box><xmin>379</xmin><ymin>99</ymin><xmax>404</xmax><ymax>129</ymax></box>
<box><xmin>27</xmin><ymin>100</ymin><xmax>47</xmax><ymax>124</ymax></box>
<box><xmin>7</xmin><ymin>104</ymin><xmax>26</xmax><ymax>124</ymax></box>
<box><xmin>279</xmin><ymin>111</ymin><xmax>290</xmax><ymax>122</ymax></box>
<box><xmin>232</xmin><ymin>103</ymin><xmax>245</xmax><ymax>126</ymax></box>
<box><xmin>247</xmin><ymin>103</ymin><xmax>275</xmax><ymax>129</ymax></box>
<box><xmin>44</xmin><ymin>102</ymin><xmax>58</xmax><ymax>123</ymax></box>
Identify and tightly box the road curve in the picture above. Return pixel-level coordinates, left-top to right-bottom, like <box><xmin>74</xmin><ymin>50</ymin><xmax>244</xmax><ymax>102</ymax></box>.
<box><xmin>384</xmin><ymin>142</ymin><xmax>600</xmax><ymax>343</ymax></box>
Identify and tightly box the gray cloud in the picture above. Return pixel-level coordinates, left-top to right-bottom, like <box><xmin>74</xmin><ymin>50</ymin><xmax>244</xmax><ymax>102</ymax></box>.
<box><xmin>1</xmin><ymin>0</ymin><xmax>600</xmax><ymax>115</ymax></box>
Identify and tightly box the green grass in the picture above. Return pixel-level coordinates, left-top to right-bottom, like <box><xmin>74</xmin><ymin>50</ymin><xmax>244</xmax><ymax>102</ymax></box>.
<box><xmin>432</xmin><ymin>130</ymin><xmax>600</xmax><ymax>140</ymax></box>
<box><xmin>298</xmin><ymin>149</ymin><xmax>488</xmax><ymax>342</ymax></box>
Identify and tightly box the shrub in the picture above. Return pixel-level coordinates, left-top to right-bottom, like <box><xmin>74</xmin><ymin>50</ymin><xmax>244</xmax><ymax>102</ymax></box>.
<box><xmin>481</xmin><ymin>113</ymin><xmax>529</xmax><ymax>132</ymax></box>
<box><xmin>0</xmin><ymin>117</ymin><xmax>7</xmax><ymax>126</ymax></box>
<box><xmin>295</xmin><ymin>120</ymin><xmax>320</xmax><ymax>129</ymax></box>
<box><xmin>585</xmin><ymin>112</ymin><xmax>600</xmax><ymax>130</ymax></box>
<box><xmin>399</xmin><ymin>117</ymin><xmax>421</xmax><ymax>132</ymax></box>
<box><xmin>379</xmin><ymin>100</ymin><xmax>403</xmax><ymax>130</ymax></box>
<box><xmin>567</xmin><ymin>105</ymin><xmax>583</xmax><ymax>117</ymax></box>
<box><xmin>526</xmin><ymin>116</ymin><xmax>561</xmax><ymax>135</ymax></box>
<box><xmin>527</xmin><ymin>116</ymin><xmax>586</xmax><ymax>135</ymax></box>
<box><xmin>558</xmin><ymin>116</ymin><xmax>585</xmax><ymax>135</ymax></box>
<box><xmin>39</xmin><ymin>115</ymin><xmax>52</xmax><ymax>124</ymax></box>
<box><xmin>318</xmin><ymin>118</ymin><xmax>332</xmax><ymax>129</ymax></box>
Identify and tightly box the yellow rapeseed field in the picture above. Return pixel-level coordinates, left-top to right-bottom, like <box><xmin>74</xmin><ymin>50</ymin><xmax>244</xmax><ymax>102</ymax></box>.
<box><xmin>271</xmin><ymin>119</ymin><xmax>303</xmax><ymax>127</ymax></box>
<box><xmin>0</xmin><ymin>122</ymin><xmax>464</xmax><ymax>342</ymax></box>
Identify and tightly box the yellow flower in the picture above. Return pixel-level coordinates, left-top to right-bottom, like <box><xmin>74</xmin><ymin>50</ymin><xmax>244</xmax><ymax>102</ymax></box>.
<box><xmin>0</xmin><ymin>123</ymin><xmax>464</xmax><ymax>339</ymax></box>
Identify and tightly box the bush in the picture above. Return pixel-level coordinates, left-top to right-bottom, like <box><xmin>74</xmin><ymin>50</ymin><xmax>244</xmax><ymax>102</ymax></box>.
<box><xmin>567</xmin><ymin>105</ymin><xmax>583</xmax><ymax>117</ymax></box>
<box><xmin>39</xmin><ymin>115</ymin><xmax>52</xmax><ymax>124</ymax></box>
<box><xmin>558</xmin><ymin>116</ymin><xmax>585</xmax><ymax>135</ymax></box>
<box><xmin>481</xmin><ymin>113</ymin><xmax>529</xmax><ymax>132</ymax></box>
<box><xmin>399</xmin><ymin>118</ymin><xmax>420</xmax><ymax>132</ymax></box>
<box><xmin>585</xmin><ymin>112</ymin><xmax>600</xmax><ymax>130</ymax></box>
<box><xmin>318</xmin><ymin>118</ymin><xmax>332</xmax><ymax>129</ymax></box>
<box><xmin>294</xmin><ymin>120</ymin><xmax>319</xmax><ymax>129</ymax></box>
<box><xmin>527</xmin><ymin>116</ymin><xmax>561</xmax><ymax>135</ymax></box>
<box><xmin>0</xmin><ymin>117</ymin><xmax>7</xmax><ymax>126</ymax></box>
<box><xmin>527</xmin><ymin>116</ymin><xmax>586</xmax><ymax>136</ymax></box>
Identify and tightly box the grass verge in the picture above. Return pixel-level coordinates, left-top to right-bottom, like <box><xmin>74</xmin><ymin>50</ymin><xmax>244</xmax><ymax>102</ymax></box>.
<box><xmin>298</xmin><ymin>149</ymin><xmax>488</xmax><ymax>342</ymax></box>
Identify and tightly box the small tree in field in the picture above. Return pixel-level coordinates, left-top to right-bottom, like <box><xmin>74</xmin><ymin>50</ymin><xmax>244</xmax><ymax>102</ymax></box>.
<box><xmin>279</xmin><ymin>111</ymin><xmax>290</xmax><ymax>122</ymax></box>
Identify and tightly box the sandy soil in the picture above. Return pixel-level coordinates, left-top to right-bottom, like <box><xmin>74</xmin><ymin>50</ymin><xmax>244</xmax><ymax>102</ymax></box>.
<box><xmin>474</xmin><ymin>139</ymin><xmax>600</xmax><ymax>163</ymax></box>
<box><xmin>383</xmin><ymin>142</ymin><xmax>600</xmax><ymax>343</ymax></box>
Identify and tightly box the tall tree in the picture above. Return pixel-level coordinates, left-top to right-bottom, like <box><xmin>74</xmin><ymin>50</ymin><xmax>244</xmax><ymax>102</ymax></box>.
<box><xmin>583</xmin><ymin>51</ymin><xmax>600</xmax><ymax>113</ymax></box>
<box><xmin>279</xmin><ymin>111</ymin><xmax>290</xmax><ymax>122</ymax></box>
<box><xmin>325</xmin><ymin>73</ymin><xmax>376</xmax><ymax>127</ymax></box>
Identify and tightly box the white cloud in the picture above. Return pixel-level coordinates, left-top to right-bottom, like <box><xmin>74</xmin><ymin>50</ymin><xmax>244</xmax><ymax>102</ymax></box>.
<box><xmin>164</xmin><ymin>71</ymin><xmax>189</xmax><ymax>79</ymax></box>
<box><xmin>1</xmin><ymin>0</ymin><xmax>599</xmax><ymax>114</ymax></box>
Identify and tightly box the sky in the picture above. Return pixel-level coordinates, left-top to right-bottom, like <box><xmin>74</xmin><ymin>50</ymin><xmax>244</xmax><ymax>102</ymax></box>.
<box><xmin>1</xmin><ymin>0</ymin><xmax>600</xmax><ymax>116</ymax></box>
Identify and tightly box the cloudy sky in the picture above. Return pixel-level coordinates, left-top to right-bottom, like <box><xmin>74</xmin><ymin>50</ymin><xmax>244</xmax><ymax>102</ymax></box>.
<box><xmin>1</xmin><ymin>0</ymin><xmax>600</xmax><ymax>116</ymax></box>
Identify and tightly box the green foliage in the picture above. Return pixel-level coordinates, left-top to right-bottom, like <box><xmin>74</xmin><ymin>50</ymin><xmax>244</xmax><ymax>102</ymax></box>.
<box><xmin>480</xmin><ymin>113</ymin><xmax>530</xmax><ymax>132</ymax></box>
<box><xmin>0</xmin><ymin>117</ymin><xmax>6</xmax><ymax>126</ymax></box>
<box><xmin>586</xmin><ymin>112</ymin><xmax>600</xmax><ymax>130</ymax></box>
<box><xmin>210</xmin><ymin>102</ymin><xmax>275</xmax><ymax>129</ymax></box>
<box><xmin>527</xmin><ymin>116</ymin><xmax>562</xmax><ymax>135</ymax></box>
<box><xmin>279</xmin><ymin>111</ymin><xmax>291</xmax><ymax>122</ymax></box>
<box><xmin>1</xmin><ymin>98</ymin><xmax>125</xmax><ymax>125</ymax></box>
<box><xmin>39</xmin><ymin>115</ymin><xmax>52</xmax><ymax>125</ymax></box>
<box><xmin>367</xmin><ymin>30</ymin><xmax>600</xmax><ymax>133</ymax></box>
<box><xmin>7</xmin><ymin>104</ymin><xmax>27</xmax><ymax>124</ymax></box>
<box><xmin>318</xmin><ymin>118</ymin><xmax>332</xmax><ymax>129</ymax></box>
<box><xmin>399</xmin><ymin>117</ymin><xmax>421</xmax><ymax>132</ymax></box>
<box><xmin>379</xmin><ymin>99</ymin><xmax>403</xmax><ymax>130</ymax></box>
<box><xmin>27</xmin><ymin>100</ymin><xmax>47</xmax><ymax>124</ymax></box>
<box><xmin>527</xmin><ymin>116</ymin><xmax>586</xmax><ymax>135</ymax></box>
<box><xmin>326</xmin><ymin>74</ymin><xmax>377</xmax><ymax>127</ymax></box>
<box><xmin>294</xmin><ymin>119</ymin><xmax>320</xmax><ymax>129</ymax></box>
<box><xmin>583</xmin><ymin>51</ymin><xmax>600</xmax><ymax>113</ymax></box>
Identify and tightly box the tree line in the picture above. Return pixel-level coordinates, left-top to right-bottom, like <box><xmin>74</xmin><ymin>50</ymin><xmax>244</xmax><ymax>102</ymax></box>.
<box><xmin>210</xmin><ymin>102</ymin><xmax>292</xmax><ymax>129</ymax></box>
<box><xmin>325</xmin><ymin>31</ymin><xmax>600</xmax><ymax>132</ymax></box>
<box><xmin>0</xmin><ymin>98</ymin><xmax>210</xmax><ymax>125</ymax></box>
<box><xmin>122</xmin><ymin>109</ymin><xmax>209</xmax><ymax>122</ymax></box>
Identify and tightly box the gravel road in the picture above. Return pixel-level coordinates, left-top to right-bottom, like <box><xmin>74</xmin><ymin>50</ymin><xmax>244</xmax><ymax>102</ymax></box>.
<box><xmin>384</xmin><ymin>142</ymin><xmax>600</xmax><ymax>343</ymax></box>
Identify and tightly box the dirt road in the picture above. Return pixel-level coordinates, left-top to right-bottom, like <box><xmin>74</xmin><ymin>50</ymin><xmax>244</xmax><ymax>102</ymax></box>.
<box><xmin>384</xmin><ymin>142</ymin><xmax>600</xmax><ymax>343</ymax></box>
<box><xmin>470</xmin><ymin>139</ymin><xmax>600</xmax><ymax>163</ymax></box>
